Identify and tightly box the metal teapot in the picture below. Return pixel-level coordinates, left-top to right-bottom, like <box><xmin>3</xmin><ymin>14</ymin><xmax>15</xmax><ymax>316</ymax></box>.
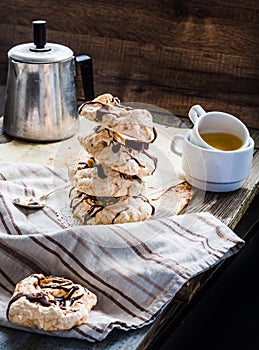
<box><xmin>3</xmin><ymin>20</ymin><xmax>94</xmax><ymax>141</ymax></box>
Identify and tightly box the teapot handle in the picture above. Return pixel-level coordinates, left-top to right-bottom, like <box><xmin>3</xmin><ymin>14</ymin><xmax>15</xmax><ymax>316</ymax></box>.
<box><xmin>75</xmin><ymin>54</ymin><xmax>94</xmax><ymax>101</ymax></box>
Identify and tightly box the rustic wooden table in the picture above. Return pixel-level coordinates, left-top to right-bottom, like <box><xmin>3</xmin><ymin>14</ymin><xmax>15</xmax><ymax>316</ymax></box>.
<box><xmin>0</xmin><ymin>87</ymin><xmax>258</xmax><ymax>349</ymax></box>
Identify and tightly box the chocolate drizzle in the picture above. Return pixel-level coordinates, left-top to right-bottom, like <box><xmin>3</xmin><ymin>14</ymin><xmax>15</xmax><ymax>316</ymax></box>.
<box><xmin>70</xmin><ymin>188</ymin><xmax>155</xmax><ymax>224</ymax></box>
<box><xmin>77</xmin><ymin>161</ymin><xmax>88</xmax><ymax>169</ymax></box>
<box><xmin>94</xmin><ymin>102</ymin><xmax>133</xmax><ymax>122</ymax></box>
<box><xmin>152</xmin><ymin>127</ymin><xmax>158</xmax><ymax>143</ymax></box>
<box><xmin>111</xmin><ymin>195</ymin><xmax>155</xmax><ymax>224</ymax></box>
<box><xmin>142</xmin><ymin>150</ymin><xmax>158</xmax><ymax>174</ymax></box>
<box><xmin>83</xmin><ymin>206</ymin><xmax>103</xmax><ymax>224</ymax></box>
<box><xmin>111</xmin><ymin>142</ymin><xmax>122</xmax><ymax>153</ymax></box>
<box><xmin>111</xmin><ymin>130</ymin><xmax>157</xmax><ymax>173</ymax></box>
<box><xmin>96</xmin><ymin>164</ymin><xmax>107</xmax><ymax>179</ymax></box>
<box><xmin>112</xmin><ymin>207</ymin><xmax>129</xmax><ymax>224</ymax></box>
<box><xmin>6</xmin><ymin>276</ymin><xmax>83</xmax><ymax>319</ymax></box>
<box><xmin>139</xmin><ymin>195</ymin><xmax>156</xmax><ymax>216</ymax></box>
<box><xmin>119</xmin><ymin>173</ymin><xmax>142</xmax><ymax>184</ymax></box>
<box><xmin>80</xmin><ymin>101</ymin><xmax>156</xmax><ymax>143</ymax></box>
<box><xmin>125</xmin><ymin>139</ymin><xmax>149</xmax><ymax>151</ymax></box>
<box><xmin>7</xmin><ymin>292</ymin><xmax>52</xmax><ymax>317</ymax></box>
<box><xmin>70</xmin><ymin>189</ymin><xmax>122</xmax><ymax>223</ymax></box>
<box><xmin>96</xmin><ymin>105</ymin><xmax>109</xmax><ymax>122</ymax></box>
<box><xmin>76</xmin><ymin>96</ymin><xmax>159</xmax><ymax>223</ymax></box>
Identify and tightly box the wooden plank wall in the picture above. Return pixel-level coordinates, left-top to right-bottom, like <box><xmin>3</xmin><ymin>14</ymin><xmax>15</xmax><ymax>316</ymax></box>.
<box><xmin>0</xmin><ymin>0</ymin><xmax>258</xmax><ymax>128</ymax></box>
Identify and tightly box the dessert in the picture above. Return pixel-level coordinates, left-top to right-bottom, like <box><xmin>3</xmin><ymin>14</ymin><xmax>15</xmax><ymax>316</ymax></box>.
<box><xmin>7</xmin><ymin>274</ymin><xmax>97</xmax><ymax>331</ymax></box>
<box><xmin>158</xmin><ymin>182</ymin><xmax>194</xmax><ymax>215</ymax></box>
<box><xmin>69</xmin><ymin>93</ymin><xmax>158</xmax><ymax>225</ymax></box>
<box><xmin>70</xmin><ymin>187</ymin><xmax>154</xmax><ymax>225</ymax></box>
<box><xmin>68</xmin><ymin>159</ymin><xmax>144</xmax><ymax>197</ymax></box>
<box><xmin>78</xmin><ymin>127</ymin><xmax>157</xmax><ymax>177</ymax></box>
<box><xmin>92</xmin><ymin>92</ymin><xmax>119</xmax><ymax>105</ymax></box>
<box><xmin>79</xmin><ymin>99</ymin><xmax>156</xmax><ymax>142</ymax></box>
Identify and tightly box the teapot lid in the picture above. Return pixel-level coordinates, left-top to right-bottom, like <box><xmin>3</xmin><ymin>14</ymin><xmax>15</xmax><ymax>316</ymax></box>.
<box><xmin>8</xmin><ymin>20</ymin><xmax>74</xmax><ymax>63</ymax></box>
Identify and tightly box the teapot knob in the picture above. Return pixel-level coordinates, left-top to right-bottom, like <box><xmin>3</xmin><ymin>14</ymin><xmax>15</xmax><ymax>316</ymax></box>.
<box><xmin>30</xmin><ymin>20</ymin><xmax>51</xmax><ymax>52</ymax></box>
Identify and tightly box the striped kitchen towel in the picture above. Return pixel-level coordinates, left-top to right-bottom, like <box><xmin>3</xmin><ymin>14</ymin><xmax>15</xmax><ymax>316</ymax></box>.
<box><xmin>0</xmin><ymin>162</ymin><xmax>244</xmax><ymax>341</ymax></box>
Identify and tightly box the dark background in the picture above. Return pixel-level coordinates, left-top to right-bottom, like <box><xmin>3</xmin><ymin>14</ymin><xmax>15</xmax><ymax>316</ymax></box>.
<box><xmin>0</xmin><ymin>0</ymin><xmax>259</xmax><ymax>128</ymax></box>
<box><xmin>152</xmin><ymin>193</ymin><xmax>259</xmax><ymax>350</ymax></box>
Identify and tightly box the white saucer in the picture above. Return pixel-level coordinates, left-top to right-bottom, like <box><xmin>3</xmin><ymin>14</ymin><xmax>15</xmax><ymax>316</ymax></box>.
<box><xmin>185</xmin><ymin>175</ymin><xmax>245</xmax><ymax>192</ymax></box>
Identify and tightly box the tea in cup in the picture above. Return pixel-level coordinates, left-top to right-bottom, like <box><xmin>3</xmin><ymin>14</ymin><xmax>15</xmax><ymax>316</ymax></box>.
<box><xmin>188</xmin><ymin>105</ymin><xmax>250</xmax><ymax>151</ymax></box>
<box><xmin>171</xmin><ymin>130</ymin><xmax>254</xmax><ymax>192</ymax></box>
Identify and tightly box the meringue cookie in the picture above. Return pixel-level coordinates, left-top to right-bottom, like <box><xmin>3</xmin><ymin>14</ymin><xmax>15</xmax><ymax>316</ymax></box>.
<box><xmin>7</xmin><ymin>274</ymin><xmax>97</xmax><ymax>331</ymax></box>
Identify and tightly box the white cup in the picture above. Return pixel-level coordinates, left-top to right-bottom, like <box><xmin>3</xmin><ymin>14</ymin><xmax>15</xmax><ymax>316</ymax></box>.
<box><xmin>171</xmin><ymin>130</ymin><xmax>254</xmax><ymax>192</ymax></box>
<box><xmin>188</xmin><ymin>105</ymin><xmax>250</xmax><ymax>151</ymax></box>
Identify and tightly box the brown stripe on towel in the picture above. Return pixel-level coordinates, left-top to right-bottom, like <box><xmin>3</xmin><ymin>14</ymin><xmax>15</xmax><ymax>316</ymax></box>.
<box><xmin>29</xmin><ymin>235</ymin><xmax>149</xmax><ymax>320</ymax></box>
<box><xmin>158</xmin><ymin>217</ymin><xmax>224</xmax><ymax>259</ymax></box>
<box><xmin>0</xmin><ymin>267</ymin><xmax>16</xmax><ymax>288</ymax></box>
<box><xmin>66</xmin><ymin>228</ymin><xmax>165</xmax><ymax>299</ymax></box>
<box><xmin>197</xmin><ymin>214</ymin><xmax>241</xmax><ymax>244</ymax></box>
<box><xmin>112</xmin><ymin>224</ymin><xmax>191</xmax><ymax>279</ymax></box>
<box><xmin>0</xmin><ymin>239</ymin><xmax>47</xmax><ymax>274</ymax></box>
<box><xmin>0</xmin><ymin>194</ymin><xmax>23</xmax><ymax>235</ymax></box>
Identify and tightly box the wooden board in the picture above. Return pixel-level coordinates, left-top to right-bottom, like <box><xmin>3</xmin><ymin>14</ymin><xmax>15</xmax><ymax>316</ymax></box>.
<box><xmin>0</xmin><ymin>1</ymin><xmax>259</xmax><ymax>128</ymax></box>
<box><xmin>0</xmin><ymin>89</ymin><xmax>258</xmax><ymax>349</ymax></box>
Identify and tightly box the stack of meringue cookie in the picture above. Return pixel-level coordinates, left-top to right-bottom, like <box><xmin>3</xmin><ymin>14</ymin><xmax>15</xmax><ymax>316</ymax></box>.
<box><xmin>68</xmin><ymin>93</ymin><xmax>158</xmax><ymax>225</ymax></box>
